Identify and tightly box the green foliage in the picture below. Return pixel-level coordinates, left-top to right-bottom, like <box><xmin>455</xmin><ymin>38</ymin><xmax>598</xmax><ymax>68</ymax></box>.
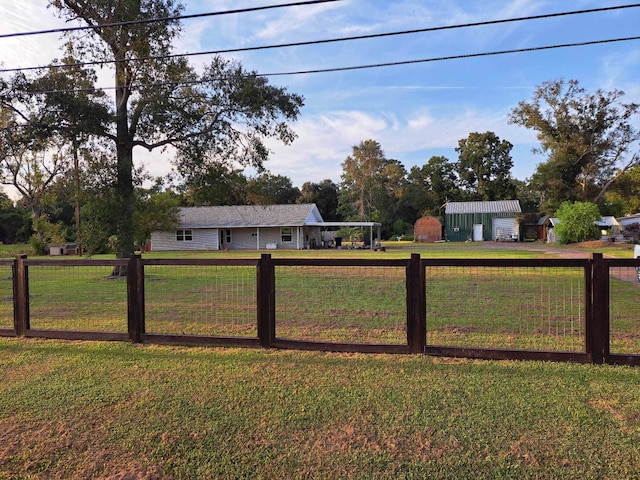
<box><xmin>44</xmin><ymin>0</ymin><xmax>304</xmax><ymax>260</ymax></box>
<box><xmin>605</xmin><ymin>165</ymin><xmax>640</xmax><ymax>215</ymax></box>
<box><xmin>338</xmin><ymin>140</ymin><xmax>417</xmax><ymax>238</ymax></box>
<box><xmin>405</xmin><ymin>155</ymin><xmax>458</xmax><ymax>216</ymax></box>
<box><xmin>509</xmin><ymin>79</ymin><xmax>640</xmax><ymax>212</ymax></box>
<box><xmin>455</xmin><ymin>131</ymin><xmax>517</xmax><ymax>200</ymax></box>
<box><xmin>555</xmin><ymin>201</ymin><xmax>601</xmax><ymax>244</ymax></box>
<box><xmin>297</xmin><ymin>179</ymin><xmax>340</xmax><ymax>221</ymax></box>
<box><xmin>133</xmin><ymin>184</ymin><xmax>181</xmax><ymax>249</ymax></box>
<box><xmin>339</xmin><ymin>139</ymin><xmax>387</xmax><ymax>221</ymax></box>
<box><xmin>0</xmin><ymin>193</ymin><xmax>31</xmax><ymax>244</ymax></box>
<box><xmin>179</xmin><ymin>163</ymin><xmax>247</xmax><ymax>206</ymax></box>
<box><xmin>28</xmin><ymin>234</ymin><xmax>47</xmax><ymax>255</ymax></box>
<box><xmin>246</xmin><ymin>172</ymin><xmax>300</xmax><ymax>205</ymax></box>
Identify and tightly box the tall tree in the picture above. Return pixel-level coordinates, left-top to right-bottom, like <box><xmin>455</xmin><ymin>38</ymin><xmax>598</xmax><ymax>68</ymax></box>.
<box><xmin>48</xmin><ymin>0</ymin><xmax>303</xmax><ymax>271</ymax></box>
<box><xmin>376</xmin><ymin>159</ymin><xmax>414</xmax><ymax>238</ymax></box>
<box><xmin>604</xmin><ymin>165</ymin><xmax>640</xmax><ymax>216</ymax></box>
<box><xmin>296</xmin><ymin>179</ymin><xmax>340</xmax><ymax>221</ymax></box>
<box><xmin>339</xmin><ymin>139</ymin><xmax>387</xmax><ymax>221</ymax></box>
<box><xmin>0</xmin><ymin>106</ymin><xmax>66</xmax><ymax>248</ymax></box>
<box><xmin>455</xmin><ymin>131</ymin><xmax>517</xmax><ymax>201</ymax></box>
<box><xmin>246</xmin><ymin>172</ymin><xmax>299</xmax><ymax>205</ymax></box>
<box><xmin>1</xmin><ymin>50</ymin><xmax>109</xmax><ymax>253</ymax></box>
<box><xmin>509</xmin><ymin>79</ymin><xmax>639</xmax><ymax>212</ymax></box>
<box><xmin>406</xmin><ymin>155</ymin><xmax>458</xmax><ymax>216</ymax></box>
<box><xmin>0</xmin><ymin>190</ymin><xmax>31</xmax><ymax>244</ymax></box>
<box><xmin>178</xmin><ymin>163</ymin><xmax>247</xmax><ymax>206</ymax></box>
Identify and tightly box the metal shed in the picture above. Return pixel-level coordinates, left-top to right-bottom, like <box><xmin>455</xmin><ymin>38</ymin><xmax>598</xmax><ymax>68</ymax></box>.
<box><xmin>444</xmin><ymin>200</ymin><xmax>522</xmax><ymax>242</ymax></box>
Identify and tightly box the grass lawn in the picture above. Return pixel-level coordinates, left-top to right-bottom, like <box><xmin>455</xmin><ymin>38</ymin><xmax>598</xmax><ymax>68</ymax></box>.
<box><xmin>1</xmin><ymin>339</ymin><xmax>640</xmax><ymax>479</ymax></box>
<box><xmin>1</xmin><ymin>243</ymin><xmax>639</xmax><ymax>478</ymax></box>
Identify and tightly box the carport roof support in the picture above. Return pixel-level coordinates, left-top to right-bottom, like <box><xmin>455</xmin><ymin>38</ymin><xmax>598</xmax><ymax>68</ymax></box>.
<box><xmin>307</xmin><ymin>222</ymin><xmax>382</xmax><ymax>251</ymax></box>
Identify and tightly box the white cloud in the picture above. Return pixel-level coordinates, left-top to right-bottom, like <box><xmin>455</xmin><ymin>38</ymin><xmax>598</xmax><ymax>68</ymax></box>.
<box><xmin>0</xmin><ymin>1</ymin><xmax>68</xmax><ymax>71</ymax></box>
<box><xmin>263</xmin><ymin>105</ymin><xmax>541</xmax><ymax>187</ymax></box>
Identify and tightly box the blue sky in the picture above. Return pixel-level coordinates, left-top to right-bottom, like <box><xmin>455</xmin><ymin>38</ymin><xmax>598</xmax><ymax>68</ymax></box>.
<box><xmin>2</xmin><ymin>0</ymin><xmax>639</xmax><ymax>191</ymax></box>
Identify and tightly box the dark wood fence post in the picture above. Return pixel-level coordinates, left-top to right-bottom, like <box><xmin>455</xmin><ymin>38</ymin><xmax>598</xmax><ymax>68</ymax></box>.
<box><xmin>127</xmin><ymin>254</ymin><xmax>144</xmax><ymax>343</ymax></box>
<box><xmin>588</xmin><ymin>253</ymin><xmax>608</xmax><ymax>364</ymax></box>
<box><xmin>257</xmin><ymin>253</ymin><xmax>275</xmax><ymax>348</ymax></box>
<box><xmin>407</xmin><ymin>253</ymin><xmax>426</xmax><ymax>354</ymax></box>
<box><xmin>13</xmin><ymin>254</ymin><xmax>29</xmax><ymax>336</ymax></box>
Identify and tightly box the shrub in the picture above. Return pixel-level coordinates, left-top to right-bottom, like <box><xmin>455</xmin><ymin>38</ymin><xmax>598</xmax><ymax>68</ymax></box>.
<box><xmin>555</xmin><ymin>201</ymin><xmax>601</xmax><ymax>244</ymax></box>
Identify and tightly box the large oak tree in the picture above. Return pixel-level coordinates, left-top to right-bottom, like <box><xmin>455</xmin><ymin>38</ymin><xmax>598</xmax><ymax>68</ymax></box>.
<box><xmin>509</xmin><ymin>79</ymin><xmax>639</xmax><ymax>213</ymax></box>
<box><xmin>455</xmin><ymin>131</ymin><xmax>517</xmax><ymax>201</ymax></box>
<box><xmin>48</xmin><ymin>0</ymin><xmax>303</xmax><ymax>270</ymax></box>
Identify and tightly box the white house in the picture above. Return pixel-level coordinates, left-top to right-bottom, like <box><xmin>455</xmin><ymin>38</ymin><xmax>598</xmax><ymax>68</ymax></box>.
<box><xmin>149</xmin><ymin>204</ymin><xmax>382</xmax><ymax>251</ymax></box>
<box><xmin>617</xmin><ymin>213</ymin><xmax>640</xmax><ymax>230</ymax></box>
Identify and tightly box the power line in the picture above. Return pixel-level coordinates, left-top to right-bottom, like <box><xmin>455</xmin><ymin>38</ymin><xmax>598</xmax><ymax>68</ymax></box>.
<box><xmin>258</xmin><ymin>36</ymin><xmax>640</xmax><ymax>77</ymax></box>
<box><xmin>2</xmin><ymin>3</ymin><xmax>639</xmax><ymax>75</ymax></box>
<box><xmin>0</xmin><ymin>0</ymin><xmax>341</xmax><ymax>39</ymax></box>
<box><xmin>23</xmin><ymin>36</ymin><xmax>640</xmax><ymax>95</ymax></box>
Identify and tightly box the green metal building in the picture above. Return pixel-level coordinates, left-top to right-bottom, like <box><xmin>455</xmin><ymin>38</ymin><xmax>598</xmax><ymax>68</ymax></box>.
<box><xmin>444</xmin><ymin>200</ymin><xmax>522</xmax><ymax>242</ymax></box>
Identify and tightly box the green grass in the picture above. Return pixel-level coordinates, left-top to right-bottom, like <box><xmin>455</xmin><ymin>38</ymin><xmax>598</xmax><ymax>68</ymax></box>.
<box><xmin>0</xmin><ymin>243</ymin><xmax>30</xmax><ymax>258</ymax></box>
<box><xmin>3</xmin><ymin>243</ymin><xmax>638</xmax><ymax>352</ymax></box>
<box><xmin>1</xmin><ymin>339</ymin><xmax>639</xmax><ymax>479</ymax></box>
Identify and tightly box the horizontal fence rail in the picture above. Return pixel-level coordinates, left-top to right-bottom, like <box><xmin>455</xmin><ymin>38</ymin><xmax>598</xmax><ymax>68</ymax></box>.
<box><xmin>2</xmin><ymin>253</ymin><xmax>639</xmax><ymax>365</ymax></box>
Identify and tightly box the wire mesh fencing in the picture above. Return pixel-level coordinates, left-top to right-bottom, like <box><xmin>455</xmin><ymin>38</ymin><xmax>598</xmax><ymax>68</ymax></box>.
<box><xmin>3</xmin><ymin>254</ymin><xmax>638</xmax><ymax>365</ymax></box>
<box><xmin>425</xmin><ymin>264</ymin><xmax>586</xmax><ymax>352</ymax></box>
<box><xmin>26</xmin><ymin>262</ymin><xmax>128</xmax><ymax>332</ymax></box>
<box><xmin>274</xmin><ymin>264</ymin><xmax>407</xmax><ymax>344</ymax></box>
<box><xmin>0</xmin><ymin>261</ymin><xmax>12</xmax><ymax>329</ymax></box>
<box><xmin>144</xmin><ymin>263</ymin><xmax>257</xmax><ymax>338</ymax></box>
<box><xmin>608</xmin><ymin>264</ymin><xmax>640</xmax><ymax>355</ymax></box>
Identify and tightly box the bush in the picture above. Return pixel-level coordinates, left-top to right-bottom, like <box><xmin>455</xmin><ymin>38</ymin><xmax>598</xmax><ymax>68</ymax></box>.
<box><xmin>555</xmin><ymin>201</ymin><xmax>601</xmax><ymax>244</ymax></box>
<box><xmin>29</xmin><ymin>234</ymin><xmax>47</xmax><ymax>255</ymax></box>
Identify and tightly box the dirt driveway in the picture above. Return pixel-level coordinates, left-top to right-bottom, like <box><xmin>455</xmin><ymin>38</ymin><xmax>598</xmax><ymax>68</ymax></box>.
<box><xmin>480</xmin><ymin>240</ymin><xmax>630</xmax><ymax>259</ymax></box>
<box><xmin>481</xmin><ymin>240</ymin><xmax>640</xmax><ymax>283</ymax></box>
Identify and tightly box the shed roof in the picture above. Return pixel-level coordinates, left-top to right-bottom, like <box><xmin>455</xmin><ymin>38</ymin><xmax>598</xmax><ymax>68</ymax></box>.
<box><xmin>178</xmin><ymin>204</ymin><xmax>324</xmax><ymax>228</ymax></box>
<box><xmin>595</xmin><ymin>216</ymin><xmax>621</xmax><ymax>228</ymax></box>
<box><xmin>445</xmin><ymin>200</ymin><xmax>521</xmax><ymax>215</ymax></box>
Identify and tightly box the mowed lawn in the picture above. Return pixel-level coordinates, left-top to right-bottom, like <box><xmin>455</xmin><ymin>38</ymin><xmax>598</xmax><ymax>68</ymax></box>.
<box><xmin>1</xmin><ymin>242</ymin><xmax>639</xmax><ymax>478</ymax></box>
<box><xmin>1</xmin><ymin>339</ymin><xmax>640</xmax><ymax>479</ymax></box>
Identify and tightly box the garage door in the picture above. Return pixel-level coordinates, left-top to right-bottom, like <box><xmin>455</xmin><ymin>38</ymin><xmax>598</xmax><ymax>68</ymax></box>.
<box><xmin>492</xmin><ymin>217</ymin><xmax>518</xmax><ymax>241</ymax></box>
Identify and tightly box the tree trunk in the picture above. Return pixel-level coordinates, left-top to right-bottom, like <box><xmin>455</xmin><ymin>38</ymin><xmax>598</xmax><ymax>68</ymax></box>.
<box><xmin>73</xmin><ymin>142</ymin><xmax>82</xmax><ymax>256</ymax></box>
<box><xmin>111</xmin><ymin>61</ymin><xmax>135</xmax><ymax>277</ymax></box>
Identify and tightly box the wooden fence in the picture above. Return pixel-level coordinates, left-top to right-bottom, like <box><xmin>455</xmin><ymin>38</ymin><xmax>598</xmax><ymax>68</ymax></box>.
<box><xmin>1</xmin><ymin>253</ymin><xmax>639</xmax><ymax>366</ymax></box>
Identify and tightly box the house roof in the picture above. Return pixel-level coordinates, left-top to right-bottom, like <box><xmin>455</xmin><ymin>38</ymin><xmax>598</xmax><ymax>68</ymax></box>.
<box><xmin>617</xmin><ymin>213</ymin><xmax>640</xmax><ymax>224</ymax></box>
<box><xmin>178</xmin><ymin>204</ymin><xmax>324</xmax><ymax>228</ymax></box>
<box><xmin>445</xmin><ymin>200</ymin><xmax>521</xmax><ymax>215</ymax></box>
<box><xmin>595</xmin><ymin>216</ymin><xmax>621</xmax><ymax>228</ymax></box>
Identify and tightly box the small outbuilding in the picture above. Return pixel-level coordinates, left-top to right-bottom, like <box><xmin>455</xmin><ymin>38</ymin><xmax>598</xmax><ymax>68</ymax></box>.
<box><xmin>444</xmin><ymin>200</ymin><xmax>522</xmax><ymax>242</ymax></box>
<box><xmin>539</xmin><ymin>217</ymin><xmax>560</xmax><ymax>243</ymax></box>
<box><xmin>414</xmin><ymin>216</ymin><xmax>442</xmax><ymax>243</ymax></box>
<box><xmin>595</xmin><ymin>216</ymin><xmax>622</xmax><ymax>241</ymax></box>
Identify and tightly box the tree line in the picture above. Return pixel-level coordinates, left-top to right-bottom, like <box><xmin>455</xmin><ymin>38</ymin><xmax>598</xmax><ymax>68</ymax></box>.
<box><xmin>1</xmin><ymin>1</ymin><xmax>638</xmax><ymax>255</ymax></box>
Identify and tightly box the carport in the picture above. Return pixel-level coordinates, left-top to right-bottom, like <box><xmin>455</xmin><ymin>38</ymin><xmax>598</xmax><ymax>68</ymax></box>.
<box><xmin>307</xmin><ymin>221</ymin><xmax>382</xmax><ymax>251</ymax></box>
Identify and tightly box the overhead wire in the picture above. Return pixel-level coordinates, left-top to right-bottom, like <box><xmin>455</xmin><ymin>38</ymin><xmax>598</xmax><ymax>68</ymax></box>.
<box><xmin>259</xmin><ymin>36</ymin><xmax>640</xmax><ymax>77</ymax></box>
<box><xmin>0</xmin><ymin>0</ymin><xmax>342</xmax><ymax>39</ymax></box>
<box><xmin>23</xmin><ymin>36</ymin><xmax>640</xmax><ymax>95</ymax></box>
<box><xmin>1</xmin><ymin>3</ymin><xmax>639</xmax><ymax>74</ymax></box>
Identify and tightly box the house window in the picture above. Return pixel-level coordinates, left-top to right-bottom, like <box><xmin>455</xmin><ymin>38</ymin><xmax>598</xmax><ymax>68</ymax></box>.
<box><xmin>281</xmin><ymin>227</ymin><xmax>292</xmax><ymax>242</ymax></box>
<box><xmin>177</xmin><ymin>229</ymin><xmax>192</xmax><ymax>241</ymax></box>
<box><xmin>224</xmin><ymin>229</ymin><xmax>232</xmax><ymax>244</ymax></box>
